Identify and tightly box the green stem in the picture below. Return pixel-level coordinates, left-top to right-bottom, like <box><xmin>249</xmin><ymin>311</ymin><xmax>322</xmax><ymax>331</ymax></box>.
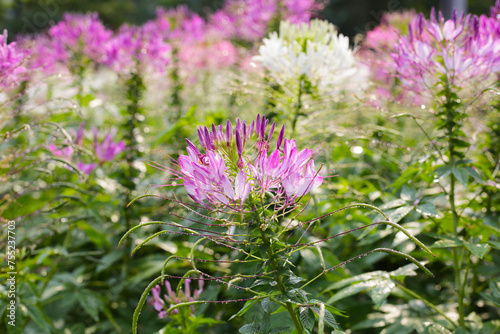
<box><xmin>458</xmin><ymin>256</ymin><xmax>470</xmax><ymax>328</ymax></box>
<box><xmin>260</xmin><ymin>230</ymin><xmax>304</xmax><ymax>334</ymax></box>
<box><xmin>444</xmin><ymin>85</ymin><xmax>465</xmax><ymax>327</ymax></box>
<box><xmin>291</xmin><ymin>76</ymin><xmax>304</xmax><ymax>138</ymax></box>
<box><xmin>394</xmin><ymin>281</ymin><xmax>457</xmax><ymax>328</ymax></box>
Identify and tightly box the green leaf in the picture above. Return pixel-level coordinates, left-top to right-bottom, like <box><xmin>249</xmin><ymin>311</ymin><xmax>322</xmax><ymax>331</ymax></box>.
<box><xmin>229</xmin><ymin>299</ymin><xmax>258</xmax><ymax>321</ymax></box>
<box><xmin>298</xmin><ymin>307</ymin><xmax>315</xmax><ymax>332</ymax></box>
<box><xmin>433</xmin><ymin>165</ymin><xmax>452</xmax><ymax>180</ymax></box>
<box><xmin>324</xmin><ymin>271</ymin><xmax>388</xmax><ymax>291</ymax></box>
<box><xmin>250</xmin><ymin>279</ymin><xmax>277</xmax><ymax>288</ymax></box>
<box><xmin>78</xmin><ymin>290</ymin><xmax>101</xmax><ymax>321</ymax></box>
<box><xmin>479</xmin><ymin>320</ymin><xmax>500</xmax><ymax>334</ymax></box>
<box><xmin>284</xmin><ymin>271</ymin><xmax>305</xmax><ymax>285</ymax></box>
<box><xmin>261</xmin><ymin>297</ymin><xmax>270</xmax><ymax>313</ymax></box>
<box><xmin>379</xmin><ymin>199</ymin><xmax>407</xmax><ymax>210</ymax></box>
<box><xmin>400</xmin><ymin>185</ymin><xmax>417</xmax><ymax>202</ymax></box>
<box><xmin>430</xmin><ymin>236</ymin><xmax>463</xmax><ymax>248</ymax></box>
<box><xmin>389</xmin><ymin>263</ymin><xmax>418</xmax><ymax>278</ymax></box>
<box><xmin>270</xmin><ymin>327</ymin><xmax>290</xmax><ymax>334</ymax></box>
<box><xmin>390</xmin><ymin>167</ymin><xmax>419</xmax><ymax>191</ymax></box>
<box><xmin>387</xmin><ymin>205</ymin><xmax>414</xmax><ymax>224</ymax></box>
<box><xmin>327</xmin><ymin>281</ymin><xmax>378</xmax><ymax>304</ymax></box>
<box><xmin>421</xmin><ymin>323</ymin><xmax>453</xmax><ymax>334</ymax></box>
<box><xmin>416</xmin><ymin>202</ymin><xmax>440</xmax><ymax>218</ymax></box>
<box><xmin>310</xmin><ymin>299</ymin><xmax>345</xmax><ymax>317</ymax></box>
<box><xmin>76</xmin><ymin>221</ymin><xmax>110</xmax><ymax>249</ymax></box>
<box><xmin>452</xmin><ymin>167</ymin><xmax>469</xmax><ymax>187</ymax></box>
<box><xmin>370</xmin><ymin>279</ymin><xmax>395</xmax><ymax>308</ymax></box>
<box><xmin>239</xmin><ymin>324</ymin><xmax>260</xmax><ymax>334</ymax></box>
<box><xmin>488</xmin><ymin>241</ymin><xmax>500</xmax><ymax>250</ymax></box>
<box><xmin>479</xmin><ymin>281</ymin><xmax>500</xmax><ymax>307</ymax></box>
<box><xmin>261</xmin><ymin>312</ymin><xmax>271</xmax><ymax>334</ymax></box>
<box><xmin>465</xmin><ymin>167</ymin><xmax>483</xmax><ymax>183</ymax></box>
<box><xmin>464</xmin><ymin>242</ymin><xmax>490</xmax><ymax>259</ymax></box>
<box><xmin>382</xmin><ymin>320</ymin><xmax>415</xmax><ymax>334</ymax></box>
<box><xmin>310</xmin><ymin>305</ymin><xmax>340</xmax><ymax>330</ymax></box>
<box><xmin>25</xmin><ymin>301</ymin><xmax>53</xmax><ymax>333</ymax></box>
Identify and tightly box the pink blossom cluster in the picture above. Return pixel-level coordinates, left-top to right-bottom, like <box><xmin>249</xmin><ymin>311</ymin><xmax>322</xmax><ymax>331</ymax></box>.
<box><xmin>362</xmin><ymin>3</ymin><xmax>500</xmax><ymax>106</ymax></box>
<box><xmin>0</xmin><ymin>30</ymin><xmax>30</xmax><ymax>90</ymax></box>
<box><xmin>358</xmin><ymin>11</ymin><xmax>418</xmax><ymax>104</ymax></box>
<box><xmin>13</xmin><ymin>0</ymin><xmax>321</xmax><ymax>81</ymax></box>
<box><xmin>149</xmin><ymin>278</ymin><xmax>203</xmax><ymax>319</ymax></box>
<box><xmin>104</xmin><ymin>24</ymin><xmax>171</xmax><ymax>74</ymax></box>
<box><xmin>159</xmin><ymin>115</ymin><xmax>323</xmax><ymax>209</ymax></box>
<box><xmin>393</xmin><ymin>8</ymin><xmax>500</xmax><ymax>95</ymax></box>
<box><xmin>48</xmin><ymin>124</ymin><xmax>125</xmax><ymax>175</ymax></box>
<box><xmin>48</xmin><ymin>12</ymin><xmax>113</xmax><ymax>66</ymax></box>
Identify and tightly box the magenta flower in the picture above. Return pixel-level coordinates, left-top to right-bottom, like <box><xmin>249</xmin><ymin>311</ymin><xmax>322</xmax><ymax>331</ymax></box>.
<box><xmin>48</xmin><ymin>12</ymin><xmax>112</xmax><ymax>65</ymax></box>
<box><xmin>76</xmin><ymin>162</ymin><xmax>97</xmax><ymax>175</ymax></box>
<box><xmin>148</xmin><ymin>278</ymin><xmax>203</xmax><ymax>319</ymax></box>
<box><xmin>358</xmin><ymin>11</ymin><xmax>419</xmax><ymax>105</ymax></box>
<box><xmin>104</xmin><ymin>24</ymin><xmax>171</xmax><ymax>74</ymax></box>
<box><xmin>158</xmin><ymin>115</ymin><xmax>323</xmax><ymax>209</ymax></box>
<box><xmin>391</xmin><ymin>8</ymin><xmax>500</xmax><ymax>101</ymax></box>
<box><xmin>47</xmin><ymin>125</ymin><xmax>125</xmax><ymax>175</ymax></box>
<box><xmin>47</xmin><ymin>143</ymin><xmax>74</xmax><ymax>159</ymax></box>
<box><xmin>0</xmin><ymin>30</ymin><xmax>30</xmax><ymax>90</ymax></box>
<box><xmin>283</xmin><ymin>0</ymin><xmax>323</xmax><ymax>24</ymax></box>
<box><xmin>93</xmin><ymin>128</ymin><xmax>126</xmax><ymax>162</ymax></box>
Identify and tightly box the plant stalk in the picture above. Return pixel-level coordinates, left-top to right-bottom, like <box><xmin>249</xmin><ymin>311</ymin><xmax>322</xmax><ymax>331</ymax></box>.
<box><xmin>260</xmin><ymin>230</ymin><xmax>304</xmax><ymax>334</ymax></box>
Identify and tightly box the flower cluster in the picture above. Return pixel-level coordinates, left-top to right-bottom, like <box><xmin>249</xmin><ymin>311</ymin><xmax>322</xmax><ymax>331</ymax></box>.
<box><xmin>387</xmin><ymin>6</ymin><xmax>500</xmax><ymax>103</ymax></box>
<box><xmin>48</xmin><ymin>124</ymin><xmax>125</xmax><ymax>175</ymax></box>
<box><xmin>161</xmin><ymin>115</ymin><xmax>323</xmax><ymax>209</ymax></box>
<box><xmin>149</xmin><ymin>278</ymin><xmax>203</xmax><ymax>319</ymax></box>
<box><xmin>0</xmin><ymin>30</ymin><xmax>30</xmax><ymax>90</ymax></box>
<box><xmin>253</xmin><ymin>19</ymin><xmax>360</xmax><ymax>91</ymax></box>
<box><xmin>104</xmin><ymin>24</ymin><xmax>171</xmax><ymax>74</ymax></box>
<box><xmin>47</xmin><ymin>12</ymin><xmax>113</xmax><ymax>66</ymax></box>
<box><xmin>358</xmin><ymin>11</ymin><xmax>417</xmax><ymax>104</ymax></box>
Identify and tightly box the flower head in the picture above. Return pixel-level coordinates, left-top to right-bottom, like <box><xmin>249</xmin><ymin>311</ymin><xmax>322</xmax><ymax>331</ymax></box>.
<box><xmin>161</xmin><ymin>115</ymin><xmax>323</xmax><ymax>210</ymax></box>
<box><xmin>253</xmin><ymin>19</ymin><xmax>361</xmax><ymax>91</ymax></box>
<box><xmin>104</xmin><ymin>24</ymin><xmax>171</xmax><ymax>74</ymax></box>
<box><xmin>387</xmin><ymin>8</ymin><xmax>500</xmax><ymax>103</ymax></box>
<box><xmin>148</xmin><ymin>278</ymin><xmax>204</xmax><ymax>318</ymax></box>
<box><xmin>0</xmin><ymin>30</ymin><xmax>30</xmax><ymax>90</ymax></box>
<box><xmin>93</xmin><ymin>127</ymin><xmax>126</xmax><ymax>162</ymax></box>
<box><xmin>48</xmin><ymin>12</ymin><xmax>112</xmax><ymax>66</ymax></box>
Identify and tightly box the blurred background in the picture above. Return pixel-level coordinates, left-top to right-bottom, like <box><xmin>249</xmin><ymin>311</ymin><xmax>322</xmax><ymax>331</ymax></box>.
<box><xmin>0</xmin><ymin>0</ymin><xmax>494</xmax><ymax>40</ymax></box>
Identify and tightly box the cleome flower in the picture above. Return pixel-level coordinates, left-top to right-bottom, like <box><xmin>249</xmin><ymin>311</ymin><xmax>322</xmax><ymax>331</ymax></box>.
<box><xmin>390</xmin><ymin>6</ymin><xmax>500</xmax><ymax>100</ymax></box>
<box><xmin>0</xmin><ymin>30</ymin><xmax>30</xmax><ymax>90</ymax></box>
<box><xmin>47</xmin><ymin>125</ymin><xmax>125</xmax><ymax>175</ymax></box>
<box><xmin>158</xmin><ymin>114</ymin><xmax>323</xmax><ymax>210</ymax></box>
<box><xmin>149</xmin><ymin>278</ymin><xmax>204</xmax><ymax>319</ymax></box>
<box><xmin>252</xmin><ymin>19</ymin><xmax>360</xmax><ymax>91</ymax></box>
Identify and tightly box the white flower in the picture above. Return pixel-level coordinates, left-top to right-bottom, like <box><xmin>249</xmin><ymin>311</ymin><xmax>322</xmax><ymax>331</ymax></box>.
<box><xmin>252</xmin><ymin>19</ymin><xmax>364</xmax><ymax>91</ymax></box>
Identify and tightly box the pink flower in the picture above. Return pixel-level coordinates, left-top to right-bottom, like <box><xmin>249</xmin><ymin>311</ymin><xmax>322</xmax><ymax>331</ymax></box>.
<box><xmin>93</xmin><ymin>128</ymin><xmax>126</xmax><ymax>162</ymax></box>
<box><xmin>48</xmin><ymin>12</ymin><xmax>112</xmax><ymax>65</ymax></box>
<box><xmin>389</xmin><ymin>8</ymin><xmax>500</xmax><ymax>101</ymax></box>
<box><xmin>77</xmin><ymin>162</ymin><xmax>97</xmax><ymax>175</ymax></box>
<box><xmin>148</xmin><ymin>278</ymin><xmax>203</xmax><ymax>319</ymax></box>
<box><xmin>104</xmin><ymin>24</ymin><xmax>171</xmax><ymax>74</ymax></box>
<box><xmin>47</xmin><ymin>143</ymin><xmax>74</xmax><ymax>159</ymax></box>
<box><xmin>160</xmin><ymin>115</ymin><xmax>323</xmax><ymax>209</ymax></box>
<box><xmin>0</xmin><ymin>30</ymin><xmax>30</xmax><ymax>90</ymax></box>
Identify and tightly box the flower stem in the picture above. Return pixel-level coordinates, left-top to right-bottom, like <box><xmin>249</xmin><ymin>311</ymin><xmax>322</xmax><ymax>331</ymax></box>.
<box><xmin>291</xmin><ymin>76</ymin><xmax>304</xmax><ymax>138</ymax></box>
<box><xmin>444</xmin><ymin>85</ymin><xmax>465</xmax><ymax>328</ymax></box>
<box><xmin>260</xmin><ymin>230</ymin><xmax>304</xmax><ymax>334</ymax></box>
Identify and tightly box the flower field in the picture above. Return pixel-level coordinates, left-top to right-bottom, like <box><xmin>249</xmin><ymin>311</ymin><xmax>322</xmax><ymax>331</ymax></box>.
<box><xmin>1</xmin><ymin>1</ymin><xmax>499</xmax><ymax>333</ymax></box>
